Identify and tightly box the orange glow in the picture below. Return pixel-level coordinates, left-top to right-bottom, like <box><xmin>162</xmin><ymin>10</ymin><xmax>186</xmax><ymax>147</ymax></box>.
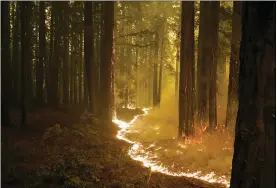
<box><xmin>112</xmin><ymin>108</ymin><xmax>230</xmax><ymax>187</ymax></box>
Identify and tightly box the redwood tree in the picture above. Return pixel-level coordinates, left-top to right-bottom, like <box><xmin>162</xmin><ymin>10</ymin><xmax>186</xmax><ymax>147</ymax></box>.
<box><xmin>37</xmin><ymin>1</ymin><xmax>46</xmax><ymax>105</ymax></box>
<box><xmin>179</xmin><ymin>1</ymin><xmax>195</xmax><ymax>137</ymax></box>
<box><xmin>20</xmin><ymin>2</ymin><xmax>32</xmax><ymax>126</ymax></box>
<box><xmin>225</xmin><ymin>2</ymin><xmax>242</xmax><ymax>128</ymax></box>
<box><xmin>100</xmin><ymin>2</ymin><xmax>114</xmax><ymax>121</ymax></box>
<box><xmin>208</xmin><ymin>2</ymin><xmax>220</xmax><ymax>131</ymax></box>
<box><xmin>1</xmin><ymin>1</ymin><xmax>11</xmax><ymax>126</ymax></box>
<box><xmin>84</xmin><ymin>1</ymin><xmax>96</xmax><ymax>114</ymax></box>
<box><xmin>230</xmin><ymin>2</ymin><xmax>275</xmax><ymax>187</ymax></box>
<box><xmin>197</xmin><ymin>2</ymin><xmax>210</xmax><ymax>126</ymax></box>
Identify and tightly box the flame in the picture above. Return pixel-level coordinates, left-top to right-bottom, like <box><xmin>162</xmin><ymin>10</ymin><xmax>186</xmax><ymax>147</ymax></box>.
<box><xmin>113</xmin><ymin>108</ymin><xmax>230</xmax><ymax>187</ymax></box>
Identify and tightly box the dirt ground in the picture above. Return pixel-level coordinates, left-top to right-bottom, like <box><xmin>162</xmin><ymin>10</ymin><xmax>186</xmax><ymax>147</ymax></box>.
<box><xmin>2</xmin><ymin>107</ymin><xmax>225</xmax><ymax>188</ymax></box>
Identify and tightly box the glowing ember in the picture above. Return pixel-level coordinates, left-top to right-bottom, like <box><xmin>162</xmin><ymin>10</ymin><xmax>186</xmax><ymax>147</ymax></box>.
<box><xmin>112</xmin><ymin>108</ymin><xmax>230</xmax><ymax>187</ymax></box>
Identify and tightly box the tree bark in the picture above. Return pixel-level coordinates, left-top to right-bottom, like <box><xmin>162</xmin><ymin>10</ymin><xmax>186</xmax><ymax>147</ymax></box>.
<box><xmin>49</xmin><ymin>2</ymin><xmax>60</xmax><ymax>106</ymax></box>
<box><xmin>225</xmin><ymin>2</ymin><xmax>242</xmax><ymax>128</ymax></box>
<box><xmin>1</xmin><ymin>1</ymin><xmax>11</xmax><ymax>126</ymax></box>
<box><xmin>179</xmin><ymin>1</ymin><xmax>195</xmax><ymax>138</ymax></box>
<box><xmin>20</xmin><ymin>2</ymin><xmax>32</xmax><ymax>126</ymax></box>
<box><xmin>84</xmin><ymin>1</ymin><xmax>96</xmax><ymax>114</ymax></box>
<box><xmin>175</xmin><ymin>33</ymin><xmax>180</xmax><ymax>98</ymax></box>
<box><xmin>230</xmin><ymin>2</ymin><xmax>275</xmax><ymax>187</ymax></box>
<box><xmin>12</xmin><ymin>2</ymin><xmax>21</xmax><ymax>104</ymax></box>
<box><xmin>158</xmin><ymin>39</ymin><xmax>164</xmax><ymax>106</ymax></box>
<box><xmin>152</xmin><ymin>33</ymin><xmax>159</xmax><ymax>107</ymax></box>
<box><xmin>208</xmin><ymin>2</ymin><xmax>220</xmax><ymax>131</ymax></box>
<box><xmin>100</xmin><ymin>1</ymin><xmax>114</xmax><ymax>121</ymax></box>
<box><xmin>47</xmin><ymin>3</ymin><xmax>54</xmax><ymax>104</ymax></box>
<box><xmin>197</xmin><ymin>2</ymin><xmax>210</xmax><ymax>126</ymax></box>
<box><xmin>59</xmin><ymin>2</ymin><xmax>69</xmax><ymax>105</ymax></box>
<box><xmin>37</xmin><ymin>1</ymin><xmax>46</xmax><ymax>105</ymax></box>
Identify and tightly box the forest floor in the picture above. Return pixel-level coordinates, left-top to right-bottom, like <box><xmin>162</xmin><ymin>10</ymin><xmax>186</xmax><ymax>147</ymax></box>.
<box><xmin>2</xmin><ymin>107</ymin><xmax>225</xmax><ymax>188</ymax></box>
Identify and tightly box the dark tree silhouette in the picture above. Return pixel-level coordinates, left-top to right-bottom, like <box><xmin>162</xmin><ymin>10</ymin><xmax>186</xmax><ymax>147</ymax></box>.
<box><xmin>179</xmin><ymin>1</ymin><xmax>195</xmax><ymax>138</ymax></box>
<box><xmin>84</xmin><ymin>2</ymin><xmax>96</xmax><ymax>114</ymax></box>
<box><xmin>37</xmin><ymin>1</ymin><xmax>46</xmax><ymax>105</ymax></box>
<box><xmin>12</xmin><ymin>2</ymin><xmax>20</xmax><ymax>104</ymax></box>
<box><xmin>225</xmin><ymin>2</ymin><xmax>242</xmax><ymax>128</ymax></box>
<box><xmin>208</xmin><ymin>2</ymin><xmax>220</xmax><ymax>131</ymax></box>
<box><xmin>48</xmin><ymin>2</ymin><xmax>60</xmax><ymax>106</ymax></box>
<box><xmin>62</xmin><ymin>1</ymin><xmax>70</xmax><ymax>105</ymax></box>
<box><xmin>197</xmin><ymin>2</ymin><xmax>210</xmax><ymax>126</ymax></box>
<box><xmin>100</xmin><ymin>2</ymin><xmax>114</xmax><ymax>121</ymax></box>
<box><xmin>20</xmin><ymin>2</ymin><xmax>32</xmax><ymax>126</ymax></box>
<box><xmin>1</xmin><ymin>1</ymin><xmax>11</xmax><ymax>126</ymax></box>
<box><xmin>230</xmin><ymin>2</ymin><xmax>276</xmax><ymax>187</ymax></box>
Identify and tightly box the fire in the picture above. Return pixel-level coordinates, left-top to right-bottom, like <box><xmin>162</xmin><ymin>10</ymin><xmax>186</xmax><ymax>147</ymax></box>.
<box><xmin>112</xmin><ymin>108</ymin><xmax>230</xmax><ymax>187</ymax></box>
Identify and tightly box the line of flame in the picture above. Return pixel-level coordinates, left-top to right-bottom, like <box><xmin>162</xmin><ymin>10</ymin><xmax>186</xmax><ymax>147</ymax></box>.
<box><xmin>112</xmin><ymin>108</ymin><xmax>230</xmax><ymax>187</ymax></box>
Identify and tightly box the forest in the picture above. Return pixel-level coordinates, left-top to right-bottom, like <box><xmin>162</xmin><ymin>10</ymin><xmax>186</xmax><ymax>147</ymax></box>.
<box><xmin>1</xmin><ymin>1</ymin><xmax>275</xmax><ymax>188</ymax></box>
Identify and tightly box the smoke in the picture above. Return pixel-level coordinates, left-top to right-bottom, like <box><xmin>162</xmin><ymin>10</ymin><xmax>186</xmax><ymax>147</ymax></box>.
<box><xmin>123</xmin><ymin>83</ymin><xmax>235</xmax><ymax>185</ymax></box>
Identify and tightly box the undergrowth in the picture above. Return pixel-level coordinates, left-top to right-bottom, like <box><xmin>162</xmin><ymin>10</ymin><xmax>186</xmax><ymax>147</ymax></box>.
<box><xmin>2</xmin><ymin>109</ymin><xmax>226</xmax><ymax>188</ymax></box>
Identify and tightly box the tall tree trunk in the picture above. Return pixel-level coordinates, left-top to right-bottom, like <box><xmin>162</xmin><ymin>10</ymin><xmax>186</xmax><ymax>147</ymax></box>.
<box><xmin>152</xmin><ymin>34</ymin><xmax>159</xmax><ymax>107</ymax></box>
<box><xmin>100</xmin><ymin>1</ymin><xmax>114</xmax><ymax>121</ymax></box>
<box><xmin>208</xmin><ymin>2</ymin><xmax>220</xmax><ymax>131</ymax></box>
<box><xmin>20</xmin><ymin>2</ymin><xmax>32</xmax><ymax>126</ymax></box>
<box><xmin>179</xmin><ymin>1</ymin><xmax>195</xmax><ymax>138</ymax></box>
<box><xmin>63</xmin><ymin>2</ymin><xmax>69</xmax><ymax>105</ymax></box>
<box><xmin>135</xmin><ymin>47</ymin><xmax>139</xmax><ymax>108</ymax></box>
<box><xmin>49</xmin><ymin>2</ymin><xmax>60</xmax><ymax>106</ymax></box>
<box><xmin>230</xmin><ymin>2</ymin><xmax>275</xmax><ymax>187</ymax></box>
<box><xmin>158</xmin><ymin>39</ymin><xmax>163</xmax><ymax>106</ymax></box>
<box><xmin>74</xmin><ymin>59</ymin><xmax>78</xmax><ymax>104</ymax></box>
<box><xmin>79</xmin><ymin>30</ymin><xmax>83</xmax><ymax>105</ymax></box>
<box><xmin>95</xmin><ymin>3</ymin><xmax>101</xmax><ymax>111</ymax></box>
<box><xmin>197</xmin><ymin>2</ymin><xmax>210</xmax><ymax>126</ymax></box>
<box><xmin>78</xmin><ymin>24</ymin><xmax>83</xmax><ymax>104</ymax></box>
<box><xmin>37</xmin><ymin>1</ymin><xmax>46</xmax><ymax>105</ymax></box>
<box><xmin>225</xmin><ymin>2</ymin><xmax>242</xmax><ymax>128</ymax></box>
<box><xmin>26</xmin><ymin>3</ymin><xmax>34</xmax><ymax>106</ymax></box>
<box><xmin>47</xmin><ymin>3</ymin><xmax>54</xmax><ymax>104</ymax></box>
<box><xmin>175</xmin><ymin>33</ymin><xmax>180</xmax><ymax>98</ymax></box>
<box><xmin>148</xmin><ymin>45</ymin><xmax>153</xmax><ymax>106</ymax></box>
<box><xmin>12</xmin><ymin>2</ymin><xmax>20</xmax><ymax>104</ymax></box>
<box><xmin>111</xmin><ymin>36</ymin><xmax>116</xmax><ymax>118</ymax></box>
<box><xmin>84</xmin><ymin>1</ymin><xmax>96</xmax><ymax>114</ymax></box>
<box><xmin>1</xmin><ymin>1</ymin><xmax>11</xmax><ymax>126</ymax></box>
<box><xmin>70</xmin><ymin>57</ymin><xmax>74</xmax><ymax>104</ymax></box>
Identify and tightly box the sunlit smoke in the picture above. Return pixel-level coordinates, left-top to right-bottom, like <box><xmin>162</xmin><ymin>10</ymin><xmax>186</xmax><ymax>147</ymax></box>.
<box><xmin>112</xmin><ymin>108</ymin><xmax>230</xmax><ymax>187</ymax></box>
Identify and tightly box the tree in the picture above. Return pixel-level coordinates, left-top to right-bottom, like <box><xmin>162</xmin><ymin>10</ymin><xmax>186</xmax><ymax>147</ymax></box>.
<box><xmin>175</xmin><ymin>32</ymin><xmax>180</xmax><ymax>98</ymax></box>
<box><xmin>197</xmin><ymin>2</ymin><xmax>210</xmax><ymax>126</ymax></box>
<box><xmin>230</xmin><ymin>2</ymin><xmax>275</xmax><ymax>187</ymax></box>
<box><xmin>178</xmin><ymin>1</ymin><xmax>195</xmax><ymax>138</ymax></box>
<box><xmin>208</xmin><ymin>2</ymin><xmax>220</xmax><ymax>131</ymax></box>
<box><xmin>225</xmin><ymin>2</ymin><xmax>242</xmax><ymax>128</ymax></box>
<box><xmin>11</xmin><ymin>2</ymin><xmax>21</xmax><ymax>104</ymax></box>
<box><xmin>196</xmin><ymin>2</ymin><xmax>219</xmax><ymax>131</ymax></box>
<box><xmin>100</xmin><ymin>2</ymin><xmax>114</xmax><ymax>121</ymax></box>
<box><xmin>152</xmin><ymin>33</ymin><xmax>159</xmax><ymax>107</ymax></box>
<box><xmin>84</xmin><ymin>1</ymin><xmax>96</xmax><ymax>114</ymax></box>
<box><xmin>1</xmin><ymin>1</ymin><xmax>11</xmax><ymax>126</ymax></box>
<box><xmin>48</xmin><ymin>2</ymin><xmax>60</xmax><ymax>106</ymax></box>
<box><xmin>20</xmin><ymin>2</ymin><xmax>32</xmax><ymax>126</ymax></box>
<box><xmin>37</xmin><ymin>1</ymin><xmax>46</xmax><ymax>105</ymax></box>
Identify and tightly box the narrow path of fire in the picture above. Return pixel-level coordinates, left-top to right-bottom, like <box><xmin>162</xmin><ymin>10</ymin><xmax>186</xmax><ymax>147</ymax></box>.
<box><xmin>113</xmin><ymin>108</ymin><xmax>230</xmax><ymax>187</ymax></box>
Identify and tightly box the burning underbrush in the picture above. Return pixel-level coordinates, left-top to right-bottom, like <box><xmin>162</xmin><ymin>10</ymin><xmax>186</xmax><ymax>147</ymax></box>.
<box><xmin>113</xmin><ymin>104</ymin><xmax>234</xmax><ymax>187</ymax></box>
<box><xmin>2</xmin><ymin>109</ymin><xmax>223</xmax><ymax>188</ymax></box>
